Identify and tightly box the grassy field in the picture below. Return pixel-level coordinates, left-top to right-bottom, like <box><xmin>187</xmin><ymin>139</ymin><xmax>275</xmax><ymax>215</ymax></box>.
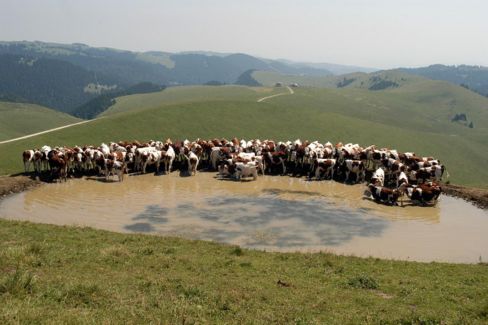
<box><xmin>1</xmin><ymin>219</ymin><xmax>487</xmax><ymax>324</ymax></box>
<box><xmin>0</xmin><ymin>101</ymin><xmax>80</xmax><ymax>141</ymax></box>
<box><xmin>0</xmin><ymin>79</ymin><xmax>487</xmax><ymax>186</ymax></box>
<box><xmin>102</xmin><ymin>85</ymin><xmax>280</xmax><ymax>117</ymax></box>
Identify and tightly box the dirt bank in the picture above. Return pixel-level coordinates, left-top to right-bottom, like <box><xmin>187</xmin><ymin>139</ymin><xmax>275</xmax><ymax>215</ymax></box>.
<box><xmin>442</xmin><ymin>183</ymin><xmax>488</xmax><ymax>210</ymax></box>
<box><xmin>0</xmin><ymin>174</ymin><xmax>487</xmax><ymax>209</ymax></box>
<box><xmin>0</xmin><ymin>175</ymin><xmax>41</xmax><ymax>199</ymax></box>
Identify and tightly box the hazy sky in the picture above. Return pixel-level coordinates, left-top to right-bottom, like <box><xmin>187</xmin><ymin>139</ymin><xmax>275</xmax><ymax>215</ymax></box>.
<box><xmin>1</xmin><ymin>0</ymin><xmax>487</xmax><ymax>68</ymax></box>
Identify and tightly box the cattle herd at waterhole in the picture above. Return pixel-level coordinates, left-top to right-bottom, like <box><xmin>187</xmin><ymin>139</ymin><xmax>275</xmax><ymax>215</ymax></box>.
<box><xmin>22</xmin><ymin>138</ymin><xmax>445</xmax><ymax>206</ymax></box>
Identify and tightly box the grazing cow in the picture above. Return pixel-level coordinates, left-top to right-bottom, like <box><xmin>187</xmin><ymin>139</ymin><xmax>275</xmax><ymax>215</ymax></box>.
<box><xmin>22</xmin><ymin>150</ymin><xmax>35</xmax><ymax>173</ymax></box>
<box><xmin>313</xmin><ymin>159</ymin><xmax>336</xmax><ymax>180</ymax></box>
<box><xmin>187</xmin><ymin>151</ymin><xmax>199</xmax><ymax>176</ymax></box>
<box><xmin>371</xmin><ymin>167</ymin><xmax>385</xmax><ymax>186</ymax></box>
<box><xmin>344</xmin><ymin>160</ymin><xmax>365</xmax><ymax>183</ymax></box>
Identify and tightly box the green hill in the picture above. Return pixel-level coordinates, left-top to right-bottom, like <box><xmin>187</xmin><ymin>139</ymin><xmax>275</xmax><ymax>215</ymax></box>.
<box><xmin>101</xmin><ymin>85</ymin><xmax>280</xmax><ymax>117</ymax></box>
<box><xmin>0</xmin><ymin>101</ymin><xmax>81</xmax><ymax>142</ymax></box>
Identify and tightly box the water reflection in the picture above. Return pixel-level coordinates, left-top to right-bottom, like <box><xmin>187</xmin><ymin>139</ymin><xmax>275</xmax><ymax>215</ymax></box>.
<box><xmin>123</xmin><ymin>195</ymin><xmax>388</xmax><ymax>248</ymax></box>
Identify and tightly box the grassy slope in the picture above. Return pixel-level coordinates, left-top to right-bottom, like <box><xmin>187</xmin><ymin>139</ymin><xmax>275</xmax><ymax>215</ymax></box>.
<box><xmin>0</xmin><ymin>82</ymin><xmax>487</xmax><ymax>186</ymax></box>
<box><xmin>0</xmin><ymin>102</ymin><xmax>80</xmax><ymax>141</ymax></box>
<box><xmin>1</xmin><ymin>219</ymin><xmax>488</xmax><ymax>324</ymax></box>
<box><xmin>101</xmin><ymin>85</ymin><xmax>280</xmax><ymax>117</ymax></box>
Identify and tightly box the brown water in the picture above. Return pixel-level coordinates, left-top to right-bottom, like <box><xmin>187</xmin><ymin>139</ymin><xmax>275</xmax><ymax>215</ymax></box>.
<box><xmin>1</xmin><ymin>172</ymin><xmax>487</xmax><ymax>263</ymax></box>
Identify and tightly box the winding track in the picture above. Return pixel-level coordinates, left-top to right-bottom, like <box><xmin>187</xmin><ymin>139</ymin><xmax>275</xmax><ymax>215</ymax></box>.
<box><xmin>0</xmin><ymin>119</ymin><xmax>97</xmax><ymax>144</ymax></box>
<box><xmin>257</xmin><ymin>86</ymin><xmax>294</xmax><ymax>103</ymax></box>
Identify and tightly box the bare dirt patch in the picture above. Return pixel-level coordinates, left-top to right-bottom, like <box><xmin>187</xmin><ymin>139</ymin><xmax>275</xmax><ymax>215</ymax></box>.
<box><xmin>0</xmin><ymin>175</ymin><xmax>41</xmax><ymax>199</ymax></box>
<box><xmin>443</xmin><ymin>184</ymin><xmax>488</xmax><ymax>210</ymax></box>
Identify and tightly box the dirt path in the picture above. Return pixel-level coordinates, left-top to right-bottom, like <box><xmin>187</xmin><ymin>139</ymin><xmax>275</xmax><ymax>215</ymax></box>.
<box><xmin>257</xmin><ymin>86</ymin><xmax>294</xmax><ymax>103</ymax></box>
<box><xmin>0</xmin><ymin>119</ymin><xmax>96</xmax><ymax>144</ymax></box>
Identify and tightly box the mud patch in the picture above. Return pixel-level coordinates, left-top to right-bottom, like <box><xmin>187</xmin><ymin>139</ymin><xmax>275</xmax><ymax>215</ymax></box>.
<box><xmin>0</xmin><ymin>175</ymin><xmax>40</xmax><ymax>198</ymax></box>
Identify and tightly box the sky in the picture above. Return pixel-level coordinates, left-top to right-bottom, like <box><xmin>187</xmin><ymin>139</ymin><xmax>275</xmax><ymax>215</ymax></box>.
<box><xmin>1</xmin><ymin>0</ymin><xmax>487</xmax><ymax>69</ymax></box>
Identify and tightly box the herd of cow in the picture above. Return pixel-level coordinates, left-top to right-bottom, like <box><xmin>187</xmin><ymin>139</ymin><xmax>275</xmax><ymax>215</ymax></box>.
<box><xmin>22</xmin><ymin>138</ymin><xmax>445</xmax><ymax>206</ymax></box>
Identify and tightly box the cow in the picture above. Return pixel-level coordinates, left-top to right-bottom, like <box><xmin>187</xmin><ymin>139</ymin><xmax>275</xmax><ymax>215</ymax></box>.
<box><xmin>141</xmin><ymin>150</ymin><xmax>162</xmax><ymax>174</ymax></box>
<box><xmin>161</xmin><ymin>144</ymin><xmax>176</xmax><ymax>174</ymax></box>
<box><xmin>368</xmin><ymin>184</ymin><xmax>405</xmax><ymax>206</ymax></box>
<box><xmin>48</xmin><ymin>151</ymin><xmax>68</xmax><ymax>182</ymax></box>
<box><xmin>397</xmin><ymin>171</ymin><xmax>409</xmax><ymax>188</ymax></box>
<box><xmin>371</xmin><ymin>167</ymin><xmax>385</xmax><ymax>186</ymax></box>
<box><xmin>187</xmin><ymin>151</ymin><xmax>199</xmax><ymax>176</ymax></box>
<box><xmin>235</xmin><ymin>162</ymin><xmax>258</xmax><ymax>181</ymax></box>
<box><xmin>22</xmin><ymin>150</ymin><xmax>35</xmax><ymax>173</ymax></box>
<box><xmin>344</xmin><ymin>160</ymin><xmax>365</xmax><ymax>183</ymax></box>
<box><xmin>134</xmin><ymin>147</ymin><xmax>157</xmax><ymax>172</ymax></box>
<box><xmin>313</xmin><ymin>159</ymin><xmax>336</xmax><ymax>180</ymax></box>
<box><xmin>405</xmin><ymin>182</ymin><xmax>442</xmax><ymax>205</ymax></box>
<box><xmin>105</xmin><ymin>159</ymin><xmax>126</xmax><ymax>182</ymax></box>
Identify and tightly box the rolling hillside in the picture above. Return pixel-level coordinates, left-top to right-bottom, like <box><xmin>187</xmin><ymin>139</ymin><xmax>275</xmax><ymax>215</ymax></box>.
<box><xmin>0</xmin><ymin>101</ymin><xmax>81</xmax><ymax>142</ymax></box>
<box><xmin>0</xmin><ymin>77</ymin><xmax>487</xmax><ymax>187</ymax></box>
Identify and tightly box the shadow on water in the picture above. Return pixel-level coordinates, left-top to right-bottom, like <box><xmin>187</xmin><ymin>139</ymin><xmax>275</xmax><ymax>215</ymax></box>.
<box><xmin>123</xmin><ymin>194</ymin><xmax>389</xmax><ymax>248</ymax></box>
<box><xmin>125</xmin><ymin>222</ymin><xmax>156</xmax><ymax>232</ymax></box>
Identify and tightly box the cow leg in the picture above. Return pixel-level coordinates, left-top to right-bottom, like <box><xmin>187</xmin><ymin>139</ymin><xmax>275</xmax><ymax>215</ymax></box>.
<box><xmin>315</xmin><ymin>167</ymin><xmax>321</xmax><ymax>180</ymax></box>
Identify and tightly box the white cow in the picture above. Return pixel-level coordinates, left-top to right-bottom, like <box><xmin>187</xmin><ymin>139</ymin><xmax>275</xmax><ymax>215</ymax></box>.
<box><xmin>142</xmin><ymin>151</ymin><xmax>162</xmax><ymax>174</ymax></box>
<box><xmin>371</xmin><ymin>167</ymin><xmax>385</xmax><ymax>186</ymax></box>
<box><xmin>162</xmin><ymin>145</ymin><xmax>175</xmax><ymax>174</ymax></box>
<box><xmin>187</xmin><ymin>151</ymin><xmax>199</xmax><ymax>176</ymax></box>
<box><xmin>235</xmin><ymin>162</ymin><xmax>258</xmax><ymax>180</ymax></box>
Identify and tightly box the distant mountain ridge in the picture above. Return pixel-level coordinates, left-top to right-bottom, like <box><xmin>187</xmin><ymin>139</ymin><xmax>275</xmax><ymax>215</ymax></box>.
<box><xmin>0</xmin><ymin>41</ymin><xmax>334</xmax><ymax>116</ymax></box>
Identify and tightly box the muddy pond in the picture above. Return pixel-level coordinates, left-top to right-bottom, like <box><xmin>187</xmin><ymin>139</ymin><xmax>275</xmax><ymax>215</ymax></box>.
<box><xmin>1</xmin><ymin>173</ymin><xmax>487</xmax><ymax>263</ymax></box>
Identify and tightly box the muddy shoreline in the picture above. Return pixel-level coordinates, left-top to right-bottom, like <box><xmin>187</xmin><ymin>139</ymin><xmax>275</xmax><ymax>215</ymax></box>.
<box><xmin>0</xmin><ymin>174</ymin><xmax>487</xmax><ymax>209</ymax></box>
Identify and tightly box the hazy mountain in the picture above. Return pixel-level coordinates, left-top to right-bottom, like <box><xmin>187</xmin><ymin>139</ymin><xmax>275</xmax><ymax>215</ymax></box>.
<box><xmin>0</xmin><ymin>41</ymin><xmax>334</xmax><ymax>115</ymax></box>
<box><xmin>400</xmin><ymin>64</ymin><xmax>488</xmax><ymax>97</ymax></box>
<box><xmin>0</xmin><ymin>53</ymin><xmax>113</xmax><ymax>112</ymax></box>
<box><xmin>276</xmin><ymin>59</ymin><xmax>378</xmax><ymax>75</ymax></box>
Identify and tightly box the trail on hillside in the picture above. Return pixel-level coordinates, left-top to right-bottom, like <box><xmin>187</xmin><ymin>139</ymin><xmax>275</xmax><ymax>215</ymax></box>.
<box><xmin>0</xmin><ymin>119</ymin><xmax>97</xmax><ymax>144</ymax></box>
<box><xmin>257</xmin><ymin>86</ymin><xmax>294</xmax><ymax>103</ymax></box>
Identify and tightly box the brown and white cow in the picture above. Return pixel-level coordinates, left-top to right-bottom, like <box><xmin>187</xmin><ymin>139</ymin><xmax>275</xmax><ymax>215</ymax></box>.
<box><xmin>314</xmin><ymin>159</ymin><xmax>336</xmax><ymax>180</ymax></box>
<box><xmin>344</xmin><ymin>159</ymin><xmax>365</xmax><ymax>183</ymax></box>
<box><xmin>22</xmin><ymin>150</ymin><xmax>35</xmax><ymax>173</ymax></box>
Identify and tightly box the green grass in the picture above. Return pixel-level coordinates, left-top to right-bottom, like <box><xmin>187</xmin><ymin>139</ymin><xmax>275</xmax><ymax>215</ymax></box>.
<box><xmin>101</xmin><ymin>85</ymin><xmax>280</xmax><ymax>117</ymax></box>
<box><xmin>0</xmin><ymin>101</ymin><xmax>80</xmax><ymax>141</ymax></box>
<box><xmin>1</xmin><ymin>218</ymin><xmax>488</xmax><ymax>324</ymax></box>
<box><xmin>1</xmin><ymin>79</ymin><xmax>487</xmax><ymax>187</ymax></box>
